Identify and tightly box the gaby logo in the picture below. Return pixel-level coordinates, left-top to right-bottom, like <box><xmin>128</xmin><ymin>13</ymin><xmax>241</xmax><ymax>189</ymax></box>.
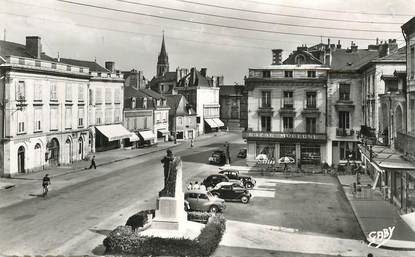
<box><xmin>367</xmin><ymin>226</ymin><xmax>395</xmax><ymax>248</ymax></box>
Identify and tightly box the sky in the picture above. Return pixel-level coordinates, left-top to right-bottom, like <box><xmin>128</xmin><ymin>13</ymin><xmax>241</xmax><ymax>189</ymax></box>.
<box><xmin>1</xmin><ymin>0</ymin><xmax>414</xmax><ymax>84</ymax></box>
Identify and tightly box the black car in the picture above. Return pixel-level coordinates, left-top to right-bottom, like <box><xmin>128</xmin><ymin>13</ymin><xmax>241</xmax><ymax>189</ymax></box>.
<box><xmin>208</xmin><ymin>150</ymin><xmax>226</xmax><ymax>165</ymax></box>
<box><xmin>237</xmin><ymin>148</ymin><xmax>247</xmax><ymax>159</ymax></box>
<box><xmin>219</xmin><ymin>169</ymin><xmax>256</xmax><ymax>189</ymax></box>
<box><xmin>210</xmin><ymin>182</ymin><xmax>251</xmax><ymax>204</ymax></box>
<box><xmin>202</xmin><ymin>174</ymin><xmax>230</xmax><ymax>189</ymax></box>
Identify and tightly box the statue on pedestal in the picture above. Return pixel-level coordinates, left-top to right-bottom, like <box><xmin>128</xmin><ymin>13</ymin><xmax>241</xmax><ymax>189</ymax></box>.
<box><xmin>159</xmin><ymin>149</ymin><xmax>177</xmax><ymax>197</ymax></box>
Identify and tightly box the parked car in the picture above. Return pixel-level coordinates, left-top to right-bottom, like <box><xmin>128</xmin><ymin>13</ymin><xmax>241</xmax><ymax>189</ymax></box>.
<box><xmin>209</xmin><ymin>182</ymin><xmax>252</xmax><ymax>204</ymax></box>
<box><xmin>202</xmin><ymin>174</ymin><xmax>230</xmax><ymax>189</ymax></box>
<box><xmin>184</xmin><ymin>190</ymin><xmax>226</xmax><ymax>213</ymax></box>
<box><xmin>237</xmin><ymin>148</ymin><xmax>247</xmax><ymax>158</ymax></box>
<box><xmin>208</xmin><ymin>150</ymin><xmax>226</xmax><ymax>165</ymax></box>
<box><xmin>219</xmin><ymin>169</ymin><xmax>256</xmax><ymax>189</ymax></box>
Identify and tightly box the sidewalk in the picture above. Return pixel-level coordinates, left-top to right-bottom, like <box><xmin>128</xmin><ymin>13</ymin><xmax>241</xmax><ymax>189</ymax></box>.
<box><xmin>338</xmin><ymin>175</ymin><xmax>415</xmax><ymax>250</ymax></box>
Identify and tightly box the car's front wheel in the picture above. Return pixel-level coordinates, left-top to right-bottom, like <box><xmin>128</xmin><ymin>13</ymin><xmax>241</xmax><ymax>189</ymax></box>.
<box><xmin>209</xmin><ymin>205</ymin><xmax>219</xmax><ymax>213</ymax></box>
<box><xmin>241</xmin><ymin>196</ymin><xmax>250</xmax><ymax>204</ymax></box>
<box><xmin>245</xmin><ymin>182</ymin><xmax>254</xmax><ymax>189</ymax></box>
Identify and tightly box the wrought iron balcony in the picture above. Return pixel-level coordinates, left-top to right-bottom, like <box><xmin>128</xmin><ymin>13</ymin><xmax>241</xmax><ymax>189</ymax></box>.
<box><xmin>336</xmin><ymin>128</ymin><xmax>355</xmax><ymax>137</ymax></box>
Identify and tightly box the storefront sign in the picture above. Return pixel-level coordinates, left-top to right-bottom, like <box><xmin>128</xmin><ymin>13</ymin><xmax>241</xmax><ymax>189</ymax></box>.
<box><xmin>243</xmin><ymin>131</ymin><xmax>326</xmax><ymax>141</ymax></box>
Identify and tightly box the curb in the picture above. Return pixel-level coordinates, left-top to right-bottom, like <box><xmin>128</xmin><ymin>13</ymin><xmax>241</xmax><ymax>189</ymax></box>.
<box><xmin>336</xmin><ymin>176</ymin><xmax>415</xmax><ymax>251</ymax></box>
<box><xmin>51</xmin><ymin>143</ymin><xmax>184</xmax><ymax>179</ymax></box>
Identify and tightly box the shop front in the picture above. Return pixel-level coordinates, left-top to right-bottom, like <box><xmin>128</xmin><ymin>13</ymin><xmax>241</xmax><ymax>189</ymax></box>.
<box><xmin>95</xmin><ymin>124</ymin><xmax>133</xmax><ymax>152</ymax></box>
<box><xmin>243</xmin><ymin>131</ymin><xmax>327</xmax><ymax>165</ymax></box>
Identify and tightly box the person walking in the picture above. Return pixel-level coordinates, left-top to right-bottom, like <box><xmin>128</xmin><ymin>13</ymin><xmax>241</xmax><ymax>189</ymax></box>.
<box><xmin>190</xmin><ymin>139</ymin><xmax>194</xmax><ymax>148</ymax></box>
<box><xmin>42</xmin><ymin>174</ymin><xmax>51</xmax><ymax>197</ymax></box>
<box><xmin>89</xmin><ymin>155</ymin><xmax>97</xmax><ymax>169</ymax></box>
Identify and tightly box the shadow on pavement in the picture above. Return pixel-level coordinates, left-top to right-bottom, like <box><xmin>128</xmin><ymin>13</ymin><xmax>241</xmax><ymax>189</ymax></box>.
<box><xmin>89</xmin><ymin>228</ymin><xmax>112</xmax><ymax>236</ymax></box>
<box><xmin>91</xmin><ymin>244</ymin><xmax>106</xmax><ymax>255</ymax></box>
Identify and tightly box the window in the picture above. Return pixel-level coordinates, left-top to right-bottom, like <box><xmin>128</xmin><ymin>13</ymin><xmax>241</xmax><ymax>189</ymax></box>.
<box><xmin>34</xmin><ymin>108</ymin><xmax>42</xmax><ymax>131</ymax></box>
<box><xmin>50</xmin><ymin>83</ymin><xmax>57</xmax><ymax>101</ymax></box>
<box><xmin>338</xmin><ymin>111</ymin><xmax>350</xmax><ymax>129</ymax></box>
<box><xmin>114</xmin><ymin>89</ymin><xmax>121</xmax><ymax>104</ymax></box>
<box><xmin>96</xmin><ymin>109</ymin><xmax>103</xmax><ymax>125</ymax></box>
<box><xmin>307</xmin><ymin>71</ymin><xmax>316</xmax><ymax>78</ymax></box>
<box><xmin>306</xmin><ymin>92</ymin><xmax>317</xmax><ymax>108</ymax></box>
<box><xmin>261</xmin><ymin>91</ymin><xmax>271</xmax><ymax>108</ymax></box>
<box><xmin>114</xmin><ymin>108</ymin><xmax>120</xmax><ymax>122</ymax></box>
<box><xmin>65</xmin><ymin>84</ymin><xmax>72</xmax><ymax>101</ymax></box>
<box><xmin>89</xmin><ymin>89</ymin><xmax>93</xmax><ymax>105</ymax></box>
<box><xmin>306</xmin><ymin>117</ymin><xmax>316</xmax><ymax>133</ymax></box>
<box><xmin>261</xmin><ymin>116</ymin><xmax>271</xmax><ymax>132</ymax></box>
<box><xmin>283</xmin><ymin>91</ymin><xmax>293</xmax><ymax>108</ymax></box>
<box><xmin>280</xmin><ymin>143</ymin><xmax>296</xmax><ymax>160</ymax></box>
<box><xmin>95</xmin><ymin>88</ymin><xmax>102</xmax><ymax>104</ymax></box>
<box><xmin>262</xmin><ymin>70</ymin><xmax>271</xmax><ymax>78</ymax></box>
<box><xmin>78</xmin><ymin>85</ymin><xmax>84</xmax><ymax>102</ymax></box>
<box><xmin>144</xmin><ymin>116</ymin><xmax>148</xmax><ymax>129</ymax></box>
<box><xmin>34</xmin><ymin>83</ymin><xmax>42</xmax><ymax>101</ymax></box>
<box><xmin>296</xmin><ymin>55</ymin><xmax>305</xmax><ymax>65</ymax></box>
<box><xmin>78</xmin><ymin>107</ymin><xmax>84</xmax><ymax>127</ymax></box>
<box><xmin>105</xmin><ymin>88</ymin><xmax>112</xmax><ymax>104</ymax></box>
<box><xmin>256</xmin><ymin>144</ymin><xmax>274</xmax><ymax>159</ymax></box>
<box><xmin>105</xmin><ymin>108</ymin><xmax>112</xmax><ymax>124</ymax></box>
<box><xmin>16</xmin><ymin>81</ymin><xmax>25</xmax><ymax>100</ymax></box>
<box><xmin>411</xmin><ymin>47</ymin><xmax>415</xmax><ymax>78</ymax></box>
<box><xmin>65</xmin><ymin>107</ymin><xmax>72</xmax><ymax>129</ymax></box>
<box><xmin>156</xmin><ymin>113</ymin><xmax>161</xmax><ymax>124</ymax></box>
<box><xmin>284</xmin><ymin>71</ymin><xmax>293</xmax><ymax>78</ymax></box>
<box><xmin>339</xmin><ymin>83</ymin><xmax>350</xmax><ymax>101</ymax></box>
<box><xmin>283</xmin><ymin>116</ymin><xmax>293</xmax><ymax>132</ymax></box>
<box><xmin>17</xmin><ymin>110</ymin><xmax>26</xmax><ymax>134</ymax></box>
<box><xmin>50</xmin><ymin>107</ymin><xmax>58</xmax><ymax>130</ymax></box>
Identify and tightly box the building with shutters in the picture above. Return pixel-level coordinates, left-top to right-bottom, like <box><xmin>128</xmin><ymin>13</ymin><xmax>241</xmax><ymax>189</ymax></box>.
<box><xmin>165</xmin><ymin>94</ymin><xmax>197</xmax><ymax>140</ymax></box>
<box><xmin>59</xmin><ymin>59</ymin><xmax>128</xmax><ymax>152</ymax></box>
<box><xmin>243</xmin><ymin>47</ymin><xmax>329</xmax><ymax>165</ymax></box>
<box><xmin>0</xmin><ymin>36</ymin><xmax>91</xmax><ymax>177</ymax></box>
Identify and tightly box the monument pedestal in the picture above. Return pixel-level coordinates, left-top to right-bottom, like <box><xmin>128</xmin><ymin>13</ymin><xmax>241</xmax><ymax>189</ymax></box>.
<box><xmin>140</xmin><ymin>157</ymin><xmax>204</xmax><ymax>239</ymax></box>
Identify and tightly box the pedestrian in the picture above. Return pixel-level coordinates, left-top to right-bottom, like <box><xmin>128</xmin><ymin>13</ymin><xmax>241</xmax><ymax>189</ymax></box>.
<box><xmin>193</xmin><ymin>181</ymin><xmax>200</xmax><ymax>190</ymax></box>
<box><xmin>187</xmin><ymin>182</ymin><xmax>193</xmax><ymax>191</ymax></box>
<box><xmin>199</xmin><ymin>183</ymin><xmax>206</xmax><ymax>191</ymax></box>
<box><xmin>190</xmin><ymin>139</ymin><xmax>194</xmax><ymax>148</ymax></box>
<box><xmin>161</xmin><ymin>149</ymin><xmax>174</xmax><ymax>186</ymax></box>
<box><xmin>89</xmin><ymin>155</ymin><xmax>96</xmax><ymax>169</ymax></box>
<box><xmin>297</xmin><ymin>159</ymin><xmax>302</xmax><ymax>173</ymax></box>
<box><xmin>42</xmin><ymin>174</ymin><xmax>51</xmax><ymax>197</ymax></box>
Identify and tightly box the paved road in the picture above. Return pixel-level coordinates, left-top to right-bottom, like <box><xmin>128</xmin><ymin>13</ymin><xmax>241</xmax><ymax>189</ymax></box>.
<box><xmin>0</xmin><ymin>132</ymin><xmax>242</xmax><ymax>256</ymax></box>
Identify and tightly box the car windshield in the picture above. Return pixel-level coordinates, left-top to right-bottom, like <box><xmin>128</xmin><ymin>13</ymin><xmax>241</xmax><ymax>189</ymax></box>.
<box><xmin>207</xmin><ymin>192</ymin><xmax>215</xmax><ymax>198</ymax></box>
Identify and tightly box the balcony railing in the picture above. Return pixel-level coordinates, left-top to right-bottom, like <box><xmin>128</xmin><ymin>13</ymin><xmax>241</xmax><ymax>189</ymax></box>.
<box><xmin>336</xmin><ymin>128</ymin><xmax>354</xmax><ymax>137</ymax></box>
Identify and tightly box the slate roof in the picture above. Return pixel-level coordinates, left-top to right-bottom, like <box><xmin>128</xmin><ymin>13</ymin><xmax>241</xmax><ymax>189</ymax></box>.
<box><xmin>124</xmin><ymin>86</ymin><xmax>148</xmax><ymax>98</ymax></box>
<box><xmin>165</xmin><ymin>94</ymin><xmax>196</xmax><ymax>116</ymax></box>
<box><xmin>372</xmin><ymin>47</ymin><xmax>406</xmax><ymax>62</ymax></box>
<box><xmin>177</xmin><ymin>68</ymin><xmax>213</xmax><ymax>87</ymax></box>
<box><xmin>330</xmin><ymin>49</ymin><xmax>379</xmax><ymax>72</ymax></box>
<box><xmin>0</xmin><ymin>40</ymin><xmax>54</xmax><ymax>61</ymax></box>
<box><xmin>219</xmin><ymin>85</ymin><xmax>244</xmax><ymax>96</ymax></box>
<box><xmin>140</xmin><ymin>88</ymin><xmax>165</xmax><ymax>100</ymax></box>
<box><xmin>58</xmin><ymin>58</ymin><xmax>109</xmax><ymax>72</ymax></box>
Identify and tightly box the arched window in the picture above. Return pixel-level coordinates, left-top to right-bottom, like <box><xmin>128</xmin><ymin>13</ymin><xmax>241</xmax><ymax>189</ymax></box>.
<box><xmin>296</xmin><ymin>55</ymin><xmax>305</xmax><ymax>65</ymax></box>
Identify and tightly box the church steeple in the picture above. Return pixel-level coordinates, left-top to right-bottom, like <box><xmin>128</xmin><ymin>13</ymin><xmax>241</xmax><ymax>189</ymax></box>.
<box><xmin>157</xmin><ymin>32</ymin><xmax>169</xmax><ymax>77</ymax></box>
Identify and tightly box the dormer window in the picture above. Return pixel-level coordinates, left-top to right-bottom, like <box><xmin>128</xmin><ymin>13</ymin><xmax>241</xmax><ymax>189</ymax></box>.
<box><xmin>143</xmin><ymin>97</ymin><xmax>148</xmax><ymax>109</ymax></box>
<box><xmin>296</xmin><ymin>55</ymin><xmax>305</xmax><ymax>65</ymax></box>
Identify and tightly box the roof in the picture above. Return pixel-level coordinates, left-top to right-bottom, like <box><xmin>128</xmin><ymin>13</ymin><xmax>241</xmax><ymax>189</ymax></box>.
<box><xmin>0</xmin><ymin>40</ymin><xmax>54</xmax><ymax>61</ymax></box>
<box><xmin>219</xmin><ymin>85</ymin><xmax>244</xmax><ymax>96</ymax></box>
<box><xmin>330</xmin><ymin>49</ymin><xmax>379</xmax><ymax>71</ymax></box>
<box><xmin>402</xmin><ymin>17</ymin><xmax>415</xmax><ymax>35</ymax></box>
<box><xmin>158</xmin><ymin>34</ymin><xmax>168</xmax><ymax>65</ymax></box>
<box><xmin>124</xmin><ymin>86</ymin><xmax>148</xmax><ymax>98</ymax></box>
<box><xmin>59</xmin><ymin>58</ymin><xmax>109</xmax><ymax>72</ymax></box>
<box><xmin>165</xmin><ymin>94</ymin><xmax>196</xmax><ymax>115</ymax></box>
<box><xmin>165</xmin><ymin>94</ymin><xmax>182</xmax><ymax>110</ymax></box>
<box><xmin>140</xmin><ymin>88</ymin><xmax>165</xmax><ymax>100</ymax></box>
<box><xmin>148</xmin><ymin>71</ymin><xmax>177</xmax><ymax>85</ymax></box>
<box><xmin>372</xmin><ymin>47</ymin><xmax>406</xmax><ymax>62</ymax></box>
<box><xmin>177</xmin><ymin>68</ymin><xmax>213</xmax><ymax>88</ymax></box>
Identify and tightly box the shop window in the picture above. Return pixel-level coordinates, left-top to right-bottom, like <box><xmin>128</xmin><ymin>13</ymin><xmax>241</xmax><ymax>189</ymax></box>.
<box><xmin>280</xmin><ymin>144</ymin><xmax>296</xmax><ymax>160</ymax></box>
<box><xmin>339</xmin><ymin>141</ymin><xmax>360</xmax><ymax>161</ymax></box>
<box><xmin>300</xmin><ymin>144</ymin><xmax>320</xmax><ymax>164</ymax></box>
<box><xmin>256</xmin><ymin>144</ymin><xmax>274</xmax><ymax>159</ymax></box>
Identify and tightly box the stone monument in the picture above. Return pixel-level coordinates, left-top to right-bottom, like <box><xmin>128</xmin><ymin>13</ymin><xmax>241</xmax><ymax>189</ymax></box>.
<box><xmin>140</xmin><ymin>155</ymin><xmax>203</xmax><ymax>239</ymax></box>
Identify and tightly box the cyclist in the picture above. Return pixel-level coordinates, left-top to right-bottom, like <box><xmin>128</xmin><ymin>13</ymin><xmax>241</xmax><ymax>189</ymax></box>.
<box><xmin>42</xmin><ymin>174</ymin><xmax>51</xmax><ymax>197</ymax></box>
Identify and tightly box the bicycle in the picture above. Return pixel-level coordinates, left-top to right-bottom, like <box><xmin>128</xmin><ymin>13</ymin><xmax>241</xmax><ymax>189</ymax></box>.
<box><xmin>42</xmin><ymin>174</ymin><xmax>51</xmax><ymax>198</ymax></box>
<box><xmin>42</xmin><ymin>184</ymin><xmax>49</xmax><ymax>197</ymax></box>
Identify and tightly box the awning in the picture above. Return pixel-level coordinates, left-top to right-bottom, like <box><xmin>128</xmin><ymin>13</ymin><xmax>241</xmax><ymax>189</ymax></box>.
<box><xmin>205</xmin><ymin>118</ymin><xmax>218</xmax><ymax>128</ymax></box>
<box><xmin>96</xmin><ymin>124</ymin><xmax>133</xmax><ymax>141</ymax></box>
<box><xmin>129</xmin><ymin>133</ymin><xmax>140</xmax><ymax>142</ymax></box>
<box><xmin>138</xmin><ymin>130</ymin><xmax>155</xmax><ymax>141</ymax></box>
<box><xmin>157</xmin><ymin>129</ymin><xmax>170</xmax><ymax>135</ymax></box>
<box><xmin>213</xmin><ymin>118</ymin><xmax>224</xmax><ymax>127</ymax></box>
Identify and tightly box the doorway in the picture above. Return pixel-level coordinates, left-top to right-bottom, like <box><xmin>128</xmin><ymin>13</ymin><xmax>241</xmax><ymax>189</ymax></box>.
<box><xmin>78</xmin><ymin>137</ymin><xmax>84</xmax><ymax>160</ymax></box>
<box><xmin>17</xmin><ymin>146</ymin><xmax>25</xmax><ymax>173</ymax></box>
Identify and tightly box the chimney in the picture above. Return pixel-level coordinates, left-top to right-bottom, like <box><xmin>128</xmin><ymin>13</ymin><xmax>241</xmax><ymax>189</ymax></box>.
<box><xmin>191</xmin><ymin>67</ymin><xmax>197</xmax><ymax>86</ymax></box>
<box><xmin>336</xmin><ymin>40</ymin><xmax>341</xmax><ymax>49</ymax></box>
<box><xmin>297</xmin><ymin>45</ymin><xmax>307</xmax><ymax>52</ymax></box>
<box><xmin>105</xmin><ymin>61</ymin><xmax>115</xmax><ymax>72</ymax></box>
<box><xmin>378</xmin><ymin>42</ymin><xmax>388</xmax><ymax>58</ymax></box>
<box><xmin>26</xmin><ymin>36</ymin><xmax>42</xmax><ymax>59</ymax></box>
<box><xmin>200</xmin><ymin>68</ymin><xmax>207</xmax><ymax>77</ymax></box>
<box><xmin>351</xmin><ymin>41</ymin><xmax>358</xmax><ymax>52</ymax></box>
<box><xmin>388</xmin><ymin>39</ymin><xmax>398</xmax><ymax>53</ymax></box>
<box><xmin>272</xmin><ymin>49</ymin><xmax>283</xmax><ymax>65</ymax></box>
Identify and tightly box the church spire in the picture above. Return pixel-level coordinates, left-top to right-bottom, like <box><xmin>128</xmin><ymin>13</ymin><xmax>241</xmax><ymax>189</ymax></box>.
<box><xmin>157</xmin><ymin>31</ymin><xmax>169</xmax><ymax>77</ymax></box>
